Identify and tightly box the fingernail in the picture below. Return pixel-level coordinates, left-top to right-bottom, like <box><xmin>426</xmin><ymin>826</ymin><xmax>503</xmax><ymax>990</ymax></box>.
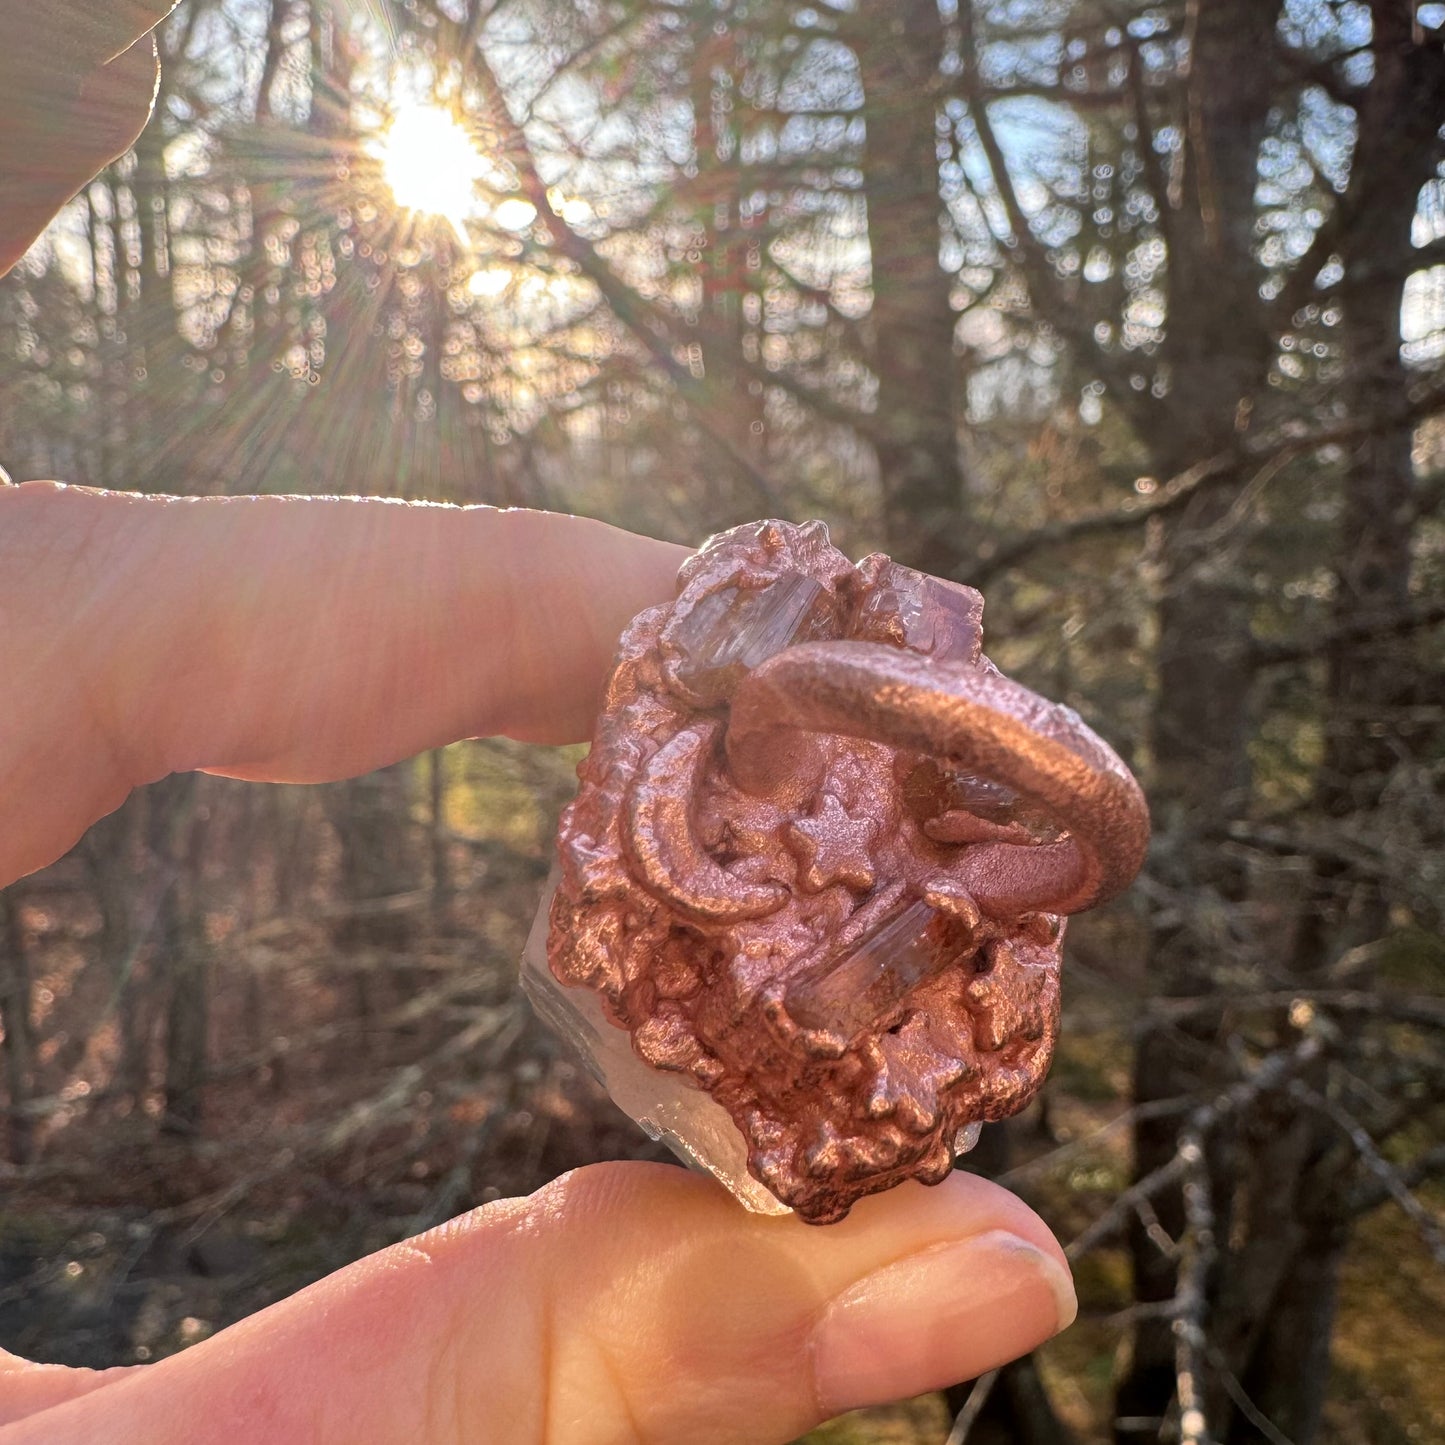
<box><xmin>811</xmin><ymin>1229</ymin><xmax>1077</xmax><ymax>1416</ymax></box>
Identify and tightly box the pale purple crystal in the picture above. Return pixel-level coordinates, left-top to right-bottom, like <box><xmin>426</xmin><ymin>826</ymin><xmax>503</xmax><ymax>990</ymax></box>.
<box><xmin>670</xmin><ymin>574</ymin><xmax>831</xmax><ymax>699</ymax></box>
<box><xmin>785</xmin><ymin>900</ymin><xmax>945</xmax><ymax>1038</ymax></box>
<box><xmin>906</xmin><ymin>762</ymin><xmax>1068</xmax><ymax>845</ymax></box>
<box><xmin>851</xmin><ymin>558</ymin><xmax>984</xmax><ymax>663</ymax></box>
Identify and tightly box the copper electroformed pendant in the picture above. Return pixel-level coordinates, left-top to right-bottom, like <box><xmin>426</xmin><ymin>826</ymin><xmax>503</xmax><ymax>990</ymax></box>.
<box><xmin>522</xmin><ymin>520</ymin><xmax>1150</xmax><ymax>1224</ymax></box>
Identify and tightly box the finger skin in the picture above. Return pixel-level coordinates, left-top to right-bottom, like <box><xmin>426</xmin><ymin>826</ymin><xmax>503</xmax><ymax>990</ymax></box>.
<box><xmin>0</xmin><ymin>2</ymin><xmax>180</xmax><ymax>275</ymax></box>
<box><xmin>0</xmin><ymin>1164</ymin><xmax>1075</xmax><ymax>1445</ymax></box>
<box><xmin>0</xmin><ymin>1354</ymin><xmax>134</xmax><ymax>1429</ymax></box>
<box><xmin>0</xmin><ymin>484</ymin><xmax>691</xmax><ymax>887</ymax></box>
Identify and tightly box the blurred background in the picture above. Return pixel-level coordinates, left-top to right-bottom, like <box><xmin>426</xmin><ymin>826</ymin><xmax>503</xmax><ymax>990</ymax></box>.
<box><xmin>1</xmin><ymin>1</ymin><xmax>1443</xmax><ymax>1441</ymax></box>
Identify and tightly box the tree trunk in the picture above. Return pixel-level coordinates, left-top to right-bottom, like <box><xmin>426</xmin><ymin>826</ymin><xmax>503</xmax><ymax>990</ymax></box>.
<box><xmin>856</xmin><ymin>0</ymin><xmax>964</xmax><ymax>572</ymax></box>
<box><xmin>152</xmin><ymin>775</ymin><xmax>211</xmax><ymax>1134</ymax></box>
<box><xmin>82</xmin><ymin>803</ymin><xmax>148</xmax><ymax>1103</ymax></box>
<box><xmin>1118</xmin><ymin>0</ymin><xmax>1284</xmax><ymax>1432</ymax></box>
<box><xmin>689</xmin><ymin>1</ymin><xmax>767</xmax><ymax>502</ymax></box>
<box><xmin>0</xmin><ymin>890</ymin><xmax>35</xmax><ymax>1164</ymax></box>
<box><xmin>1225</xmin><ymin>18</ymin><xmax>1445</xmax><ymax>1442</ymax></box>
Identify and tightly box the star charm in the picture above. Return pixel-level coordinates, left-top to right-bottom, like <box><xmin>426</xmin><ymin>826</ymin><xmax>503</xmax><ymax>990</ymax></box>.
<box><xmin>785</xmin><ymin>794</ymin><xmax>877</xmax><ymax>893</ymax></box>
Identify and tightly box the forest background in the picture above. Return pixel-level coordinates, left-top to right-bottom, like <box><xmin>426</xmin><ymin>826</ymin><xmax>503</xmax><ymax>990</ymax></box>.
<box><xmin>1</xmin><ymin>1</ymin><xmax>1443</xmax><ymax>1442</ymax></box>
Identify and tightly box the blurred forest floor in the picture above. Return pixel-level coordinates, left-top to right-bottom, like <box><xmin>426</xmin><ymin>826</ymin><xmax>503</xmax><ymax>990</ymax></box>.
<box><xmin>2</xmin><ymin>742</ymin><xmax>1439</xmax><ymax>1444</ymax></box>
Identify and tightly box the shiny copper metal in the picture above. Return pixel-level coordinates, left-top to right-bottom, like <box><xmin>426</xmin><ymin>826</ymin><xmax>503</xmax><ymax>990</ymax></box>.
<box><xmin>546</xmin><ymin>520</ymin><xmax>1149</xmax><ymax>1223</ymax></box>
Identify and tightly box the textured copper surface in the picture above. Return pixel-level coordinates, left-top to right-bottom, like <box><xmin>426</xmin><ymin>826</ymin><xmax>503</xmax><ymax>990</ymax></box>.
<box><xmin>546</xmin><ymin>520</ymin><xmax>1149</xmax><ymax>1223</ymax></box>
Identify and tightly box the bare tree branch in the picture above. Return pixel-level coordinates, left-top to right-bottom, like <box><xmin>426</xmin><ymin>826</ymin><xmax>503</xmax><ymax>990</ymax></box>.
<box><xmin>1174</xmin><ymin>1126</ymin><xmax>1217</xmax><ymax>1445</ymax></box>
<box><xmin>1248</xmin><ymin>599</ymin><xmax>1445</xmax><ymax>670</ymax></box>
<box><xmin>955</xmin><ymin>3</ymin><xmax>1145</xmax><ymax>428</ymax></box>
<box><xmin>1346</xmin><ymin>1145</ymin><xmax>1445</xmax><ymax>1217</ymax></box>
<box><xmin>958</xmin><ymin>380</ymin><xmax>1445</xmax><ymax>584</ymax></box>
<box><xmin>1067</xmin><ymin>1033</ymin><xmax>1327</xmax><ymax>1261</ymax></box>
<box><xmin>432</xmin><ymin>7</ymin><xmax>785</xmax><ymax>508</ymax></box>
<box><xmin>1290</xmin><ymin>1081</ymin><xmax>1445</xmax><ymax>1266</ymax></box>
<box><xmin>1125</xmin><ymin>32</ymin><xmax>1179</xmax><ymax>259</ymax></box>
<box><xmin>960</xmin><ymin>453</ymin><xmax>1233</xmax><ymax>587</ymax></box>
<box><xmin>1207</xmin><ymin>1345</ymin><xmax>1299</xmax><ymax>1445</ymax></box>
<box><xmin>946</xmin><ymin>1370</ymin><xmax>1001</xmax><ymax>1445</ymax></box>
<box><xmin>1147</xmin><ymin>987</ymin><xmax>1445</xmax><ymax>1032</ymax></box>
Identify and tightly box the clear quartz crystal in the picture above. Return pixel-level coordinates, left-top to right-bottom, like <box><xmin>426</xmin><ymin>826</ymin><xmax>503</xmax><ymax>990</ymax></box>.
<box><xmin>785</xmin><ymin>900</ymin><xmax>945</xmax><ymax>1039</ymax></box>
<box><xmin>671</xmin><ymin>574</ymin><xmax>829</xmax><ymax>696</ymax></box>
<box><xmin>520</xmin><ymin>872</ymin><xmax>792</xmax><ymax>1216</ymax></box>
<box><xmin>953</xmin><ymin>1120</ymin><xmax>983</xmax><ymax>1157</ymax></box>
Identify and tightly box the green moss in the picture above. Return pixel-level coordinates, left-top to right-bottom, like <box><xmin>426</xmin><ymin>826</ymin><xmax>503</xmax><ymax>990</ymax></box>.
<box><xmin>796</xmin><ymin>1395</ymin><xmax>951</xmax><ymax>1445</ymax></box>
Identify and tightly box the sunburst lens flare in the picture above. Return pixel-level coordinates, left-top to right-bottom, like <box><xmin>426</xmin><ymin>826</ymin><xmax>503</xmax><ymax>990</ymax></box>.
<box><xmin>371</xmin><ymin>104</ymin><xmax>484</xmax><ymax>238</ymax></box>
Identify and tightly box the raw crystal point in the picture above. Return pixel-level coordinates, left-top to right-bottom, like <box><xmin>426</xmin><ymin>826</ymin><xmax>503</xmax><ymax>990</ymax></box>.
<box><xmin>851</xmin><ymin>556</ymin><xmax>985</xmax><ymax>663</ymax></box>
<box><xmin>905</xmin><ymin>761</ymin><xmax>1068</xmax><ymax>846</ymax></box>
<box><xmin>953</xmin><ymin>1120</ymin><xmax>983</xmax><ymax>1156</ymax></box>
<box><xmin>668</xmin><ymin>573</ymin><xmax>832</xmax><ymax>701</ymax></box>
<box><xmin>535</xmin><ymin>519</ymin><xmax>1150</xmax><ymax>1223</ymax></box>
<box><xmin>521</xmin><ymin>871</ymin><xmax>790</xmax><ymax>1215</ymax></box>
<box><xmin>785</xmin><ymin>900</ymin><xmax>945</xmax><ymax>1038</ymax></box>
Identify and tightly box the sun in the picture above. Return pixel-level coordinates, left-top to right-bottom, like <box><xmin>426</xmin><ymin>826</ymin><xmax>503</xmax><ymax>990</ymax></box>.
<box><xmin>370</xmin><ymin>104</ymin><xmax>486</xmax><ymax>238</ymax></box>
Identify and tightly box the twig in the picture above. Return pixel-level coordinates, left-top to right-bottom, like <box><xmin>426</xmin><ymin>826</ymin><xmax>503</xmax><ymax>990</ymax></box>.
<box><xmin>1288</xmin><ymin>1081</ymin><xmax>1445</xmax><ymax>1266</ymax></box>
<box><xmin>1146</xmin><ymin>988</ymin><xmax>1445</xmax><ymax>1032</ymax></box>
<box><xmin>1168</xmin><ymin>451</ymin><xmax>1295</xmax><ymax>578</ymax></box>
<box><xmin>405</xmin><ymin>1106</ymin><xmax>506</xmax><ymax>1236</ymax></box>
<box><xmin>1248</xmin><ymin>598</ymin><xmax>1445</xmax><ymax>669</ymax></box>
<box><xmin>1134</xmin><ymin>1194</ymin><xmax>1180</xmax><ymax>1260</ymax></box>
<box><xmin>1067</xmin><ymin>1033</ymin><xmax>1326</xmax><ymax>1261</ymax></box>
<box><xmin>958</xmin><ymin>383</ymin><xmax>1445</xmax><ymax>585</ymax></box>
<box><xmin>944</xmin><ymin>1370</ymin><xmax>999</xmax><ymax>1445</ymax></box>
<box><xmin>962</xmin><ymin>453</ymin><xmax>1233</xmax><ymax>587</ymax></box>
<box><xmin>320</xmin><ymin>1006</ymin><xmax>519</xmax><ymax>1152</ymax></box>
<box><xmin>1347</xmin><ymin>1145</ymin><xmax>1445</xmax><ymax>1216</ymax></box>
<box><xmin>1206</xmin><ymin>1344</ymin><xmax>1296</xmax><ymax>1445</ymax></box>
<box><xmin>999</xmin><ymin>1095</ymin><xmax>1199</xmax><ymax>1186</ymax></box>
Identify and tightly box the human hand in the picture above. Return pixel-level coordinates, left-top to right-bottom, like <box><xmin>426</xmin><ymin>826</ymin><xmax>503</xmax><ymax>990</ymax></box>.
<box><xmin>0</xmin><ymin>1</ymin><xmax>180</xmax><ymax>276</ymax></box>
<box><xmin>0</xmin><ymin>485</ymin><xmax>1077</xmax><ymax>1442</ymax></box>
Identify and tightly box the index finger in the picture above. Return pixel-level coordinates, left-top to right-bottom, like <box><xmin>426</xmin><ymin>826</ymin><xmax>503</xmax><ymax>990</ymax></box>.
<box><xmin>0</xmin><ymin>484</ymin><xmax>691</xmax><ymax>886</ymax></box>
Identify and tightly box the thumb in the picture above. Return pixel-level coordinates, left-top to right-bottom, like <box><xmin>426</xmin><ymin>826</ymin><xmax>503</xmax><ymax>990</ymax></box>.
<box><xmin>10</xmin><ymin>1162</ymin><xmax>1075</xmax><ymax>1445</ymax></box>
<box><xmin>0</xmin><ymin>4</ymin><xmax>180</xmax><ymax>277</ymax></box>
